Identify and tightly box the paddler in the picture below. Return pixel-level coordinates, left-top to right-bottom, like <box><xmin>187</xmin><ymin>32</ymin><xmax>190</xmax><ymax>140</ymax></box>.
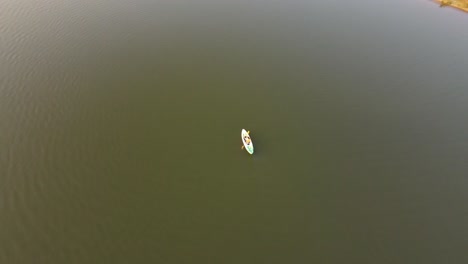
<box><xmin>244</xmin><ymin>135</ymin><xmax>251</xmax><ymax>145</ymax></box>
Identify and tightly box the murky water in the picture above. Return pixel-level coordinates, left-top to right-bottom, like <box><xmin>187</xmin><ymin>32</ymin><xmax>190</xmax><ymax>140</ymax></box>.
<box><xmin>1</xmin><ymin>0</ymin><xmax>467</xmax><ymax>263</ymax></box>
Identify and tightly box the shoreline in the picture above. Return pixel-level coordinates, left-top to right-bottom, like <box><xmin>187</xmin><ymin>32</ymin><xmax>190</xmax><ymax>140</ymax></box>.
<box><xmin>433</xmin><ymin>0</ymin><xmax>468</xmax><ymax>12</ymax></box>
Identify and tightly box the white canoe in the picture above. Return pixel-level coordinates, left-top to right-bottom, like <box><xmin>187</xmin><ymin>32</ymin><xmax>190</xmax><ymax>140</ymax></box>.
<box><xmin>241</xmin><ymin>129</ymin><xmax>254</xmax><ymax>154</ymax></box>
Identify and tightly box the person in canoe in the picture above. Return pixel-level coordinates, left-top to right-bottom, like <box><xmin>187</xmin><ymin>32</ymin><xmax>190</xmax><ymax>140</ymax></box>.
<box><xmin>244</xmin><ymin>135</ymin><xmax>251</xmax><ymax>145</ymax></box>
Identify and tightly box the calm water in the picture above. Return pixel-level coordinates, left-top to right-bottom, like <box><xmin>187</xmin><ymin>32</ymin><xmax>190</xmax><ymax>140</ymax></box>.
<box><xmin>1</xmin><ymin>0</ymin><xmax>468</xmax><ymax>263</ymax></box>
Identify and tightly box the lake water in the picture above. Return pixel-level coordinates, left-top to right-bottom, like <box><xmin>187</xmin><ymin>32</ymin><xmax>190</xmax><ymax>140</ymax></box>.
<box><xmin>1</xmin><ymin>0</ymin><xmax>467</xmax><ymax>263</ymax></box>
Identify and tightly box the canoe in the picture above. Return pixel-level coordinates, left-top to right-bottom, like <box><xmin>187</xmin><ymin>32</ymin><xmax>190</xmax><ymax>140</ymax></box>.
<box><xmin>241</xmin><ymin>129</ymin><xmax>254</xmax><ymax>155</ymax></box>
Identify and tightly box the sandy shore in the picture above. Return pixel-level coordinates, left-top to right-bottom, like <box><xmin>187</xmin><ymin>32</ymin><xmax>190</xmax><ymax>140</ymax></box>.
<box><xmin>434</xmin><ymin>0</ymin><xmax>468</xmax><ymax>12</ymax></box>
